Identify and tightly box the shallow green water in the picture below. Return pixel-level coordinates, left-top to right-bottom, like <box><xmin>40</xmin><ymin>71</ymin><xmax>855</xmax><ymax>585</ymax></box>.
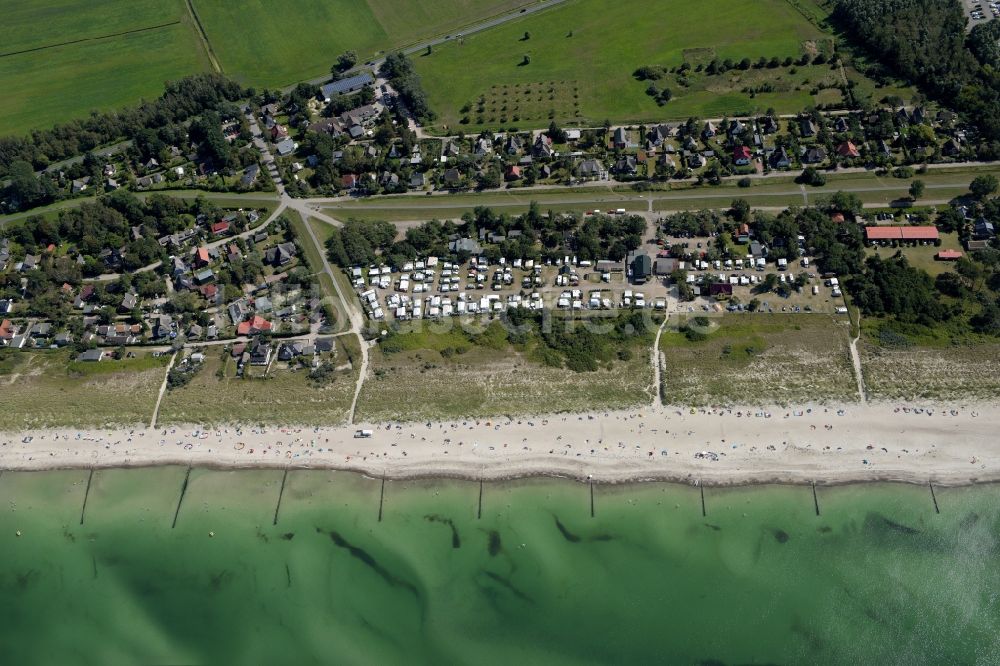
<box><xmin>0</xmin><ymin>469</ymin><xmax>998</xmax><ymax>664</ymax></box>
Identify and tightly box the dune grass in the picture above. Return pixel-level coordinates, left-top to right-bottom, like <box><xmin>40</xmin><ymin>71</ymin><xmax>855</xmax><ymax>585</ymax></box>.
<box><xmin>659</xmin><ymin>313</ymin><xmax>857</xmax><ymax>406</ymax></box>
<box><xmin>0</xmin><ymin>350</ymin><xmax>169</xmax><ymax>429</ymax></box>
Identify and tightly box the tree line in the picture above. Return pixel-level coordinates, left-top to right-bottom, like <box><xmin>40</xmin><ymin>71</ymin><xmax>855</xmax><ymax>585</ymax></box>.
<box><xmin>0</xmin><ymin>74</ymin><xmax>248</xmax><ymax>177</ymax></box>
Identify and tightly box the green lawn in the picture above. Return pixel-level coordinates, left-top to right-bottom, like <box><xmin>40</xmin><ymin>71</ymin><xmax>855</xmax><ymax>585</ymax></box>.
<box><xmin>414</xmin><ymin>0</ymin><xmax>847</xmax><ymax>131</ymax></box>
<box><xmin>0</xmin><ymin>0</ymin><xmax>210</xmax><ymax>136</ymax></box>
<box><xmin>867</xmin><ymin>232</ymin><xmax>962</xmax><ymax>278</ymax></box>
<box><xmin>193</xmin><ymin>0</ymin><xmax>534</xmax><ymax>88</ymax></box>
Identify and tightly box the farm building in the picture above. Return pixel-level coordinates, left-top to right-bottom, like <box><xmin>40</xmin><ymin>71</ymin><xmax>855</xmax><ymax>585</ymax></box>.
<box><xmin>321</xmin><ymin>73</ymin><xmax>375</xmax><ymax>101</ymax></box>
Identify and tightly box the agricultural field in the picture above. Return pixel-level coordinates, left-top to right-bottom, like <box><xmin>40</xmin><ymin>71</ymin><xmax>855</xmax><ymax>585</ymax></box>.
<box><xmin>354</xmin><ymin>320</ymin><xmax>655</xmax><ymax>421</ymax></box>
<box><xmin>413</xmin><ymin>0</ymin><xmax>890</xmax><ymax>131</ymax></box>
<box><xmin>0</xmin><ymin>350</ymin><xmax>169</xmax><ymax>429</ymax></box>
<box><xmin>659</xmin><ymin>313</ymin><xmax>857</xmax><ymax>405</ymax></box>
<box><xmin>0</xmin><ymin>0</ymin><xmax>210</xmax><ymax>135</ymax></box>
<box><xmin>156</xmin><ymin>349</ymin><xmax>358</xmax><ymax>426</ymax></box>
<box><xmin>858</xmin><ymin>339</ymin><xmax>1000</xmax><ymax>401</ymax></box>
<box><xmin>193</xmin><ymin>0</ymin><xmax>534</xmax><ymax>88</ymax></box>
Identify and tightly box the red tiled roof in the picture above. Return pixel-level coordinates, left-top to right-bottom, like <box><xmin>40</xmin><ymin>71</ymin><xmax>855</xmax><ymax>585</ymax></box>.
<box><xmin>0</xmin><ymin>319</ymin><xmax>12</xmax><ymax>340</ymax></box>
<box><xmin>830</xmin><ymin>213</ymin><xmax>846</xmax><ymax>223</ymax></box>
<box><xmin>936</xmin><ymin>249</ymin><xmax>963</xmax><ymax>260</ymax></box>
<box><xmin>237</xmin><ymin>315</ymin><xmax>272</xmax><ymax>336</ymax></box>
<box><xmin>837</xmin><ymin>141</ymin><xmax>860</xmax><ymax>158</ymax></box>
<box><xmin>196</xmin><ymin>247</ymin><xmax>210</xmax><ymax>264</ymax></box>
<box><xmin>899</xmin><ymin>226</ymin><xmax>939</xmax><ymax>240</ymax></box>
<box><xmin>865</xmin><ymin>226</ymin><xmax>939</xmax><ymax>240</ymax></box>
<box><xmin>733</xmin><ymin>146</ymin><xmax>752</xmax><ymax>160</ymax></box>
<box><xmin>210</xmin><ymin>221</ymin><xmax>230</xmax><ymax>235</ymax></box>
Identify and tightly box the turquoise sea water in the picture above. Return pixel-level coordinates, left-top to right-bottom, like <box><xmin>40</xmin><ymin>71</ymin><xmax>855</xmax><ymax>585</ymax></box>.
<box><xmin>0</xmin><ymin>468</ymin><xmax>998</xmax><ymax>664</ymax></box>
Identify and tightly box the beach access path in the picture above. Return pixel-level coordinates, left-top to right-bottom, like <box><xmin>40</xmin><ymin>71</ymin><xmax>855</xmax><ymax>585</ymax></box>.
<box><xmin>0</xmin><ymin>402</ymin><xmax>997</xmax><ymax>487</ymax></box>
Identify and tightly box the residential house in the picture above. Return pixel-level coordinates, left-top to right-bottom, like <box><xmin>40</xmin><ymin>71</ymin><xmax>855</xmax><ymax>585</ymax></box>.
<box><xmin>275</xmin><ymin>138</ymin><xmax>296</xmax><ymax>156</ymax></box>
<box><xmin>769</xmin><ymin>147</ymin><xmax>791</xmax><ymax>169</ymax></box>
<box><xmin>613</xmin><ymin>156</ymin><xmax>638</xmax><ymax>176</ymax></box>
<box><xmin>194</xmin><ymin>268</ymin><xmax>215</xmax><ymax>284</ymax></box>
<box><xmin>577</xmin><ymin>159</ymin><xmax>607</xmax><ymax>180</ymax></box>
<box><xmin>210</xmin><ymin>220</ymin><xmax>230</xmax><ymax>236</ymax></box>
<box><xmin>249</xmin><ymin>339</ymin><xmax>272</xmax><ymax>365</ymax></box>
<box><xmin>77</xmin><ymin>349</ymin><xmax>104</xmax><ymax>362</ymax></box>
<box><xmin>702</xmin><ymin>121</ymin><xmax>716</xmax><ymax>139</ymax></box>
<box><xmin>732</xmin><ymin>145</ymin><xmax>752</xmax><ymax>166</ymax></box>
<box><xmin>409</xmin><ymin>172</ymin><xmax>426</xmax><ymax>189</ymax></box>
<box><xmin>228</xmin><ymin>300</ymin><xmax>251</xmax><ymax>325</ymax></box>
<box><xmin>505</xmin><ymin>135</ymin><xmax>522</xmax><ymax>155</ymax></box>
<box><xmin>942</xmin><ymin>138</ymin><xmax>961</xmax><ymax>157</ymax></box>
<box><xmin>532</xmin><ymin>134</ymin><xmax>554</xmax><ymax>158</ymax></box>
<box><xmin>194</xmin><ymin>247</ymin><xmax>211</xmax><ymax>268</ymax></box>
<box><xmin>612</xmin><ymin>127</ymin><xmax>629</xmax><ymax>149</ymax></box>
<box><xmin>974</xmin><ymin>219</ymin><xmax>996</xmax><ymax>239</ymax></box>
<box><xmin>119</xmin><ymin>292</ymin><xmax>138</xmax><ymax>312</ymax></box>
<box><xmin>799</xmin><ymin>117</ymin><xmax>817</xmax><ymax>137</ymax></box>
<box><xmin>448</xmin><ymin>237</ymin><xmax>482</xmax><ymax>255</ymax></box>
<box><xmin>265</xmin><ymin>242</ymin><xmax>297</xmax><ymax>266</ymax></box>
<box><xmin>474</xmin><ymin>137</ymin><xmax>493</xmax><ymax>157</ymax></box>
<box><xmin>237</xmin><ymin>315</ymin><xmax>273</xmax><ymax>336</ymax></box>
<box><xmin>802</xmin><ymin>146</ymin><xmax>827</xmax><ymax>164</ymax></box>
<box><xmin>241</xmin><ymin>164</ymin><xmax>260</xmax><ymax>187</ymax></box>
<box><xmin>836</xmin><ymin>141</ymin><xmax>861</xmax><ymax>159</ymax></box>
<box><xmin>443</xmin><ymin>168</ymin><xmax>463</xmax><ymax>187</ymax></box>
<box><xmin>0</xmin><ymin>319</ymin><xmax>14</xmax><ymax>345</ymax></box>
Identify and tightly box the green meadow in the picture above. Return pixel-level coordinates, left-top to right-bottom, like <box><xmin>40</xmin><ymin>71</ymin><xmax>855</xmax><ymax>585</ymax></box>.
<box><xmin>0</xmin><ymin>0</ymin><xmax>210</xmax><ymax>136</ymax></box>
<box><xmin>193</xmin><ymin>0</ymin><xmax>533</xmax><ymax>88</ymax></box>
<box><xmin>414</xmin><ymin>0</ymin><xmax>853</xmax><ymax>130</ymax></box>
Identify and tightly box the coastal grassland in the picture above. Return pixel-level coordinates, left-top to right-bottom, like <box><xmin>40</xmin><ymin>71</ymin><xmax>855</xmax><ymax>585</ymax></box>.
<box><xmin>156</xmin><ymin>350</ymin><xmax>357</xmax><ymax>426</ymax></box>
<box><xmin>659</xmin><ymin>313</ymin><xmax>857</xmax><ymax>405</ymax></box>
<box><xmin>192</xmin><ymin>0</ymin><xmax>534</xmax><ymax>88</ymax></box>
<box><xmin>355</xmin><ymin>315</ymin><xmax>657</xmax><ymax>421</ymax></box>
<box><xmin>0</xmin><ymin>0</ymin><xmax>209</xmax><ymax>135</ymax></box>
<box><xmin>0</xmin><ymin>349</ymin><xmax>169</xmax><ymax>429</ymax></box>
<box><xmin>413</xmin><ymin>0</ymin><xmax>859</xmax><ymax>130</ymax></box>
<box><xmin>858</xmin><ymin>331</ymin><xmax>1000</xmax><ymax>401</ymax></box>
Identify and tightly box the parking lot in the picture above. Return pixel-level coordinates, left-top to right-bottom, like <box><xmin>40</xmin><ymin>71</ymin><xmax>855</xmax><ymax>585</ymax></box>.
<box><xmin>963</xmin><ymin>0</ymin><xmax>997</xmax><ymax>28</ymax></box>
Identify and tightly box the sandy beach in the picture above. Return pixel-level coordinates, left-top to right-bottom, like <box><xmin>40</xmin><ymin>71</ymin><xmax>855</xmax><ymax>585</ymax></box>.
<box><xmin>1</xmin><ymin>401</ymin><xmax>997</xmax><ymax>486</ymax></box>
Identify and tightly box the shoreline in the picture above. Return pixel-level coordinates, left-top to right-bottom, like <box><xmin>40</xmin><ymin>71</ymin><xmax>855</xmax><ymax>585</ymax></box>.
<box><xmin>2</xmin><ymin>400</ymin><xmax>998</xmax><ymax>487</ymax></box>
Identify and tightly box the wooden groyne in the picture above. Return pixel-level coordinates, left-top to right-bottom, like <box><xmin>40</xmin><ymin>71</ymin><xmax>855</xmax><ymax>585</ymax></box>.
<box><xmin>171</xmin><ymin>467</ymin><xmax>192</xmax><ymax>529</ymax></box>
<box><xmin>273</xmin><ymin>469</ymin><xmax>289</xmax><ymax>526</ymax></box>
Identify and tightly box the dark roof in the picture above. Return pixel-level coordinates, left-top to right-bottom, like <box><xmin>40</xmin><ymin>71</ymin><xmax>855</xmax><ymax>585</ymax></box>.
<box><xmin>321</xmin><ymin>73</ymin><xmax>374</xmax><ymax>98</ymax></box>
